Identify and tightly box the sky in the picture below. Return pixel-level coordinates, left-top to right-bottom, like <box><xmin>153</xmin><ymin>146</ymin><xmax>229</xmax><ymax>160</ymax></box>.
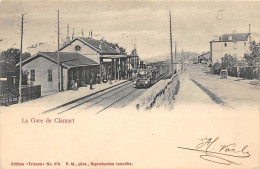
<box><xmin>0</xmin><ymin>0</ymin><xmax>260</xmax><ymax>60</ymax></box>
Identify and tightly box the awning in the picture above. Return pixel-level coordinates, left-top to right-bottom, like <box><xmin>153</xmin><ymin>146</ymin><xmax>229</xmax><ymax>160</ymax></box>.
<box><xmin>101</xmin><ymin>55</ymin><xmax>127</xmax><ymax>59</ymax></box>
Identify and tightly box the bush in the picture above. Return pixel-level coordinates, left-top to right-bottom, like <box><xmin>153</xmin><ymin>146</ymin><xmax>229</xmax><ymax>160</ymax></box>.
<box><xmin>212</xmin><ymin>62</ymin><xmax>221</xmax><ymax>74</ymax></box>
<box><xmin>221</xmin><ymin>54</ymin><xmax>237</xmax><ymax>68</ymax></box>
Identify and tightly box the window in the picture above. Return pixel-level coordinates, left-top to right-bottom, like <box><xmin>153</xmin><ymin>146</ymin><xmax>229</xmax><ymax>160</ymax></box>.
<box><xmin>233</xmin><ymin>42</ymin><xmax>237</xmax><ymax>49</ymax></box>
<box><xmin>224</xmin><ymin>43</ymin><xmax>227</xmax><ymax>47</ymax></box>
<box><xmin>12</xmin><ymin>76</ymin><xmax>16</xmax><ymax>84</ymax></box>
<box><xmin>75</xmin><ymin>45</ymin><xmax>81</xmax><ymax>51</ymax></box>
<box><xmin>48</xmin><ymin>69</ymin><xmax>52</xmax><ymax>82</ymax></box>
<box><xmin>30</xmin><ymin>70</ymin><xmax>35</xmax><ymax>82</ymax></box>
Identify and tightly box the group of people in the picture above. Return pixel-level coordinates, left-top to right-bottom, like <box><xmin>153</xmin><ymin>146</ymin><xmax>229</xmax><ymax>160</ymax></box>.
<box><xmin>70</xmin><ymin>70</ymin><xmax>135</xmax><ymax>91</ymax></box>
<box><xmin>70</xmin><ymin>74</ymin><xmax>96</xmax><ymax>91</ymax></box>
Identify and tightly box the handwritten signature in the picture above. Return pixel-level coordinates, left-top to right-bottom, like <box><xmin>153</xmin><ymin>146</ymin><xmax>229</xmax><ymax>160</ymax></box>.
<box><xmin>178</xmin><ymin>137</ymin><xmax>250</xmax><ymax>165</ymax></box>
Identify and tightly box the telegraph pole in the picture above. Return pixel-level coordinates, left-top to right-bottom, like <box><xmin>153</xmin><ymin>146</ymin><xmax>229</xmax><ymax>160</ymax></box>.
<box><xmin>18</xmin><ymin>14</ymin><xmax>24</xmax><ymax>103</ymax></box>
<box><xmin>169</xmin><ymin>10</ymin><xmax>174</xmax><ymax>74</ymax></box>
<box><xmin>249</xmin><ymin>24</ymin><xmax>251</xmax><ymax>43</ymax></box>
<box><xmin>57</xmin><ymin>10</ymin><xmax>61</xmax><ymax>92</ymax></box>
<box><xmin>175</xmin><ymin>41</ymin><xmax>177</xmax><ymax>62</ymax></box>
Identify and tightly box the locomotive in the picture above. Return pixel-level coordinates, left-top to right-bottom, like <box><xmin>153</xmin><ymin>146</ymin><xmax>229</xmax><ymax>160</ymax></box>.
<box><xmin>133</xmin><ymin>69</ymin><xmax>155</xmax><ymax>88</ymax></box>
<box><xmin>133</xmin><ymin>61</ymin><xmax>173</xmax><ymax>88</ymax></box>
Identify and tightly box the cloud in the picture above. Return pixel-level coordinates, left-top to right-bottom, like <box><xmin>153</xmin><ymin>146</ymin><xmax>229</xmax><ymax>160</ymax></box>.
<box><xmin>0</xmin><ymin>1</ymin><xmax>260</xmax><ymax>60</ymax></box>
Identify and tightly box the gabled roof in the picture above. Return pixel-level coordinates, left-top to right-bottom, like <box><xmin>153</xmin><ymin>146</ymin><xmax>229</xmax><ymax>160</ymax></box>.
<box><xmin>17</xmin><ymin>52</ymin><xmax>99</xmax><ymax>69</ymax></box>
<box><xmin>198</xmin><ymin>51</ymin><xmax>211</xmax><ymax>58</ymax></box>
<box><xmin>60</xmin><ymin>37</ymin><xmax>121</xmax><ymax>55</ymax></box>
<box><xmin>211</xmin><ymin>33</ymin><xmax>250</xmax><ymax>42</ymax></box>
<box><xmin>0</xmin><ymin>61</ymin><xmax>18</xmax><ymax>74</ymax></box>
<box><xmin>221</xmin><ymin>33</ymin><xmax>250</xmax><ymax>42</ymax></box>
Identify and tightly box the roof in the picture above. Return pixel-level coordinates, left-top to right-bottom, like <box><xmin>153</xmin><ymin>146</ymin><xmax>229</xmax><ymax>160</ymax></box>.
<box><xmin>211</xmin><ymin>33</ymin><xmax>250</xmax><ymax>42</ymax></box>
<box><xmin>18</xmin><ymin>52</ymin><xmax>99</xmax><ymax>69</ymax></box>
<box><xmin>198</xmin><ymin>52</ymin><xmax>211</xmax><ymax>59</ymax></box>
<box><xmin>0</xmin><ymin>61</ymin><xmax>18</xmax><ymax>74</ymax></box>
<box><xmin>60</xmin><ymin>37</ymin><xmax>121</xmax><ymax>55</ymax></box>
<box><xmin>127</xmin><ymin>55</ymin><xmax>139</xmax><ymax>58</ymax></box>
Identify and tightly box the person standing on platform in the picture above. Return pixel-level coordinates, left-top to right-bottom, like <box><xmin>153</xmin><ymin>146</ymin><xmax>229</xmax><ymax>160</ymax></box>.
<box><xmin>90</xmin><ymin>74</ymin><xmax>93</xmax><ymax>90</ymax></box>
<box><xmin>96</xmin><ymin>73</ymin><xmax>101</xmax><ymax>84</ymax></box>
<box><xmin>109</xmin><ymin>74</ymin><xmax>112</xmax><ymax>84</ymax></box>
<box><xmin>75</xmin><ymin>80</ymin><xmax>78</xmax><ymax>90</ymax></box>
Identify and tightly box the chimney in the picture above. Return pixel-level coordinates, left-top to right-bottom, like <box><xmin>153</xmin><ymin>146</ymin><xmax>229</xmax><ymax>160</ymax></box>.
<box><xmin>91</xmin><ymin>30</ymin><xmax>92</xmax><ymax>38</ymax></box>
<box><xmin>66</xmin><ymin>24</ymin><xmax>70</xmax><ymax>43</ymax></box>
<box><xmin>116</xmin><ymin>46</ymin><xmax>120</xmax><ymax>53</ymax></box>
<box><xmin>82</xmin><ymin>29</ymin><xmax>84</xmax><ymax>37</ymax></box>
<box><xmin>232</xmin><ymin>30</ymin><xmax>236</xmax><ymax>34</ymax></box>
<box><xmin>214</xmin><ymin>35</ymin><xmax>219</xmax><ymax>41</ymax></box>
<box><xmin>249</xmin><ymin>24</ymin><xmax>251</xmax><ymax>42</ymax></box>
<box><xmin>72</xmin><ymin>27</ymin><xmax>74</xmax><ymax>40</ymax></box>
<box><xmin>99</xmin><ymin>41</ymin><xmax>102</xmax><ymax>50</ymax></box>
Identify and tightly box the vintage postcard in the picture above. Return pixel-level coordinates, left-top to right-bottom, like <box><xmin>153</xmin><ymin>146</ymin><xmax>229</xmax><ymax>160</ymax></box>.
<box><xmin>0</xmin><ymin>0</ymin><xmax>260</xmax><ymax>168</ymax></box>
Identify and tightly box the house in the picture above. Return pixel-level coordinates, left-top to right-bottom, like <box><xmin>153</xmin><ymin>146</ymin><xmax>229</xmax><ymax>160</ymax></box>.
<box><xmin>0</xmin><ymin>61</ymin><xmax>19</xmax><ymax>92</ymax></box>
<box><xmin>60</xmin><ymin>37</ymin><xmax>128</xmax><ymax>80</ymax></box>
<box><xmin>0</xmin><ymin>62</ymin><xmax>19</xmax><ymax>105</ymax></box>
<box><xmin>17</xmin><ymin>52</ymin><xmax>99</xmax><ymax>96</ymax></box>
<box><xmin>197</xmin><ymin>52</ymin><xmax>211</xmax><ymax>63</ymax></box>
<box><xmin>128</xmin><ymin>48</ymin><xmax>140</xmax><ymax>71</ymax></box>
<box><xmin>210</xmin><ymin>32</ymin><xmax>251</xmax><ymax>63</ymax></box>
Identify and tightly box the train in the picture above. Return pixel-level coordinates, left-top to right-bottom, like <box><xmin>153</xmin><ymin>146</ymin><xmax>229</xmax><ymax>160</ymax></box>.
<box><xmin>133</xmin><ymin>61</ymin><xmax>173</xmax><ymax>88</ymax></box>
<box><xmin>133</xmin><ymin>69</ymin><xmax>155</xmax><ymax>88</ymax></box>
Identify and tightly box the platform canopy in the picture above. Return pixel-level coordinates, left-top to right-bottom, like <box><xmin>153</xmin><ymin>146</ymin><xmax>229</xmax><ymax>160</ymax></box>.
<box><xmin>101</xmin><ymin>55</ymin><xmax>127</xmax><ymax>59</ymax></box>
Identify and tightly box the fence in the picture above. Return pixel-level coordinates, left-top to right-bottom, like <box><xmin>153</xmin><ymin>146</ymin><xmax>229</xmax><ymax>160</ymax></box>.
<box><xmin>226</xmin><ymin>66</ymin><xmax>260</xmax><ymax>80</ymax></box>
<box><xmin>213</xmin><ymin>65</ymin><xmax>260</xmax><ymax>80</ymax></box>
<box><xmin>0</xmin><ymin>85</ymin><xmax>41</xmax><ymax>106</ymax></box>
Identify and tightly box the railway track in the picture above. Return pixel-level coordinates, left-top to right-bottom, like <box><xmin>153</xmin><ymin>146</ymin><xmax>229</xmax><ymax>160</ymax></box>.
<box><xmin>58</xmin><ymin>82</ymin><xmax>137</xmax><ymax>114</ymax></box>
<box><xmin>95</xmin><ymin>88</ymin><xmax>139</xmax><ymax>114</ymax></box>
<box><xmin>41</xmin><ymin>74</ymin><xmax>169</xmax><ymax>115</ymax></box>
<box><xmin>41</xmin><ymin>80</ymin><xmax>132</xmax><ymax>114</ymax></box>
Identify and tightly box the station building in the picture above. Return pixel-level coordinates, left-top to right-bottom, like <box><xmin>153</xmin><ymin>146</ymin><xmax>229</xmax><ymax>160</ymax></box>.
<box><xmin>60</xmin><ymin>37</ymin><xmax>136</xmax><ymax>81</ymax></box>
<box><xmin>18</xmin><ymin>52</ymin><xmax>99</xmax><ymax>96</ymax></box>
<box><xmin>17</xmin><ymin>37</ymin><xmax>140</xmax><ymax>96</ymax></box>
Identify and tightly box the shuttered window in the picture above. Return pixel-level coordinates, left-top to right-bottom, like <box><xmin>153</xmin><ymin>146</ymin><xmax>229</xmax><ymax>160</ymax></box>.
<box><xmin>48</xmin><ymin>69</ymin><xmax>52</xmax><ymax>82</ymax></box>
<box><xmin>30</xmin><ymin>70</ymin><xmax>35</xmax><ymax>82</ymax></box>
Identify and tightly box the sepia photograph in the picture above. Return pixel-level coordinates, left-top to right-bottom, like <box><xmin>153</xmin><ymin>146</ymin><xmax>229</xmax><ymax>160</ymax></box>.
<box><xmin>0</xmin><ymin>0</ymin><xmax>260</xmax><ymax>168</ymax></box>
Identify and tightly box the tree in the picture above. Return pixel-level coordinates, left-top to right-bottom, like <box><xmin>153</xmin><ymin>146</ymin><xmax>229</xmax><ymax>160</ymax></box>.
<box><xmin>244</xmin><ymin>41</ymin><xmax>260</xmax><ymax>66</ymax></box>
<box><xmin>0</xmin><ymin>48</ymin><xmax>31</xmax><ymax>65</ymax></box>
<box><xmin>21</xmin><ymin>70</ymin><xmax>29</xmax><ymax>85</ymax></box>
<box><xmin>221</xmin><ymin>54</ymin><xmax>237</xmax><ymax>68</ymax></box>
<box><xmin>212</xmin><ymin>62</ymin><xmax>221</xmax><ymax>74</ymax></box>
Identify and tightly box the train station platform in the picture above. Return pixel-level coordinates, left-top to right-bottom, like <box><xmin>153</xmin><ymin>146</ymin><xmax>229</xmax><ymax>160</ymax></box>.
<box><xmin>0</xmin><ymin>79</ymin><xmax>130</xmax><ymax>115</ymax></box>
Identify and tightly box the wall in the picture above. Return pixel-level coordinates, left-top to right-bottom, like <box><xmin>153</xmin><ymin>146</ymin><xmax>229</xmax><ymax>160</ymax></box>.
<box><xmin>62</xmin><ymin>68</ymin><xmax>68</xmax><ymax>91</ymax></box>
<box><xmin>60</xmin><ymin>40</ymin><xmax>101</xmax><ymax>63</ymax></box>
<box><xmin>211</xmin><ymin>40</ymin><xmax>250</xmax><ymax>63</ymax></box>
<box><xmin>22</xmin><ymin>56</ymin><xmax>68</xmax><ymax>96</ymax></box>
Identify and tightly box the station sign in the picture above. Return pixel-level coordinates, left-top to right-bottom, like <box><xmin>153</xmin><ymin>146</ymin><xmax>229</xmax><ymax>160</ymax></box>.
<box><xmin>0</xmin><ymin>78</ymin><xmax>7</xmax><ymax>81</ymax></box>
